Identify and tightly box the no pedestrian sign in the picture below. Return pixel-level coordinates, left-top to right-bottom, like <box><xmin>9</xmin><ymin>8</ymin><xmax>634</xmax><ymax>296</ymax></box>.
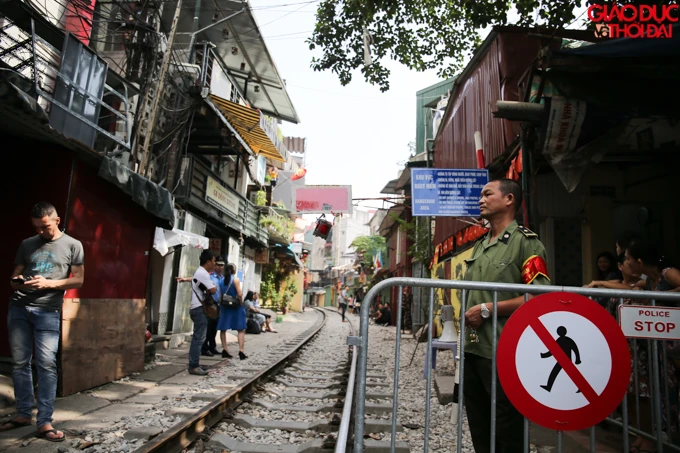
<box><xmin>497</xmin><ymin>292</ymin><xmax>631</xmax><ymax>431</ymax></box>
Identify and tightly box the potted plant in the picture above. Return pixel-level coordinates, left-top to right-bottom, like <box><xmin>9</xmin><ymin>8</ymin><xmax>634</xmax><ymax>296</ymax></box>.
<box><xmin>255</xmin><ymin>190</ymin><xmax>267</xmax><ymax>207</ymax></box>
<box><xmin>280</xmin><ymin>292</ymin><xmax>291</xmax><ymax>314</ymax></box>
<box><xmin>259</xmin><ymin>213</ymin><xmax>295</xmax><ymax>241</ymax></box>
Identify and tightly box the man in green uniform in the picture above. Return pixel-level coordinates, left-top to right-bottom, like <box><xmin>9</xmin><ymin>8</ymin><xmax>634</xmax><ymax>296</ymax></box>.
<box><xmin>463</xmin><ymin>178</ymin><xmax>550</xmax><ymax>453</ymax></box>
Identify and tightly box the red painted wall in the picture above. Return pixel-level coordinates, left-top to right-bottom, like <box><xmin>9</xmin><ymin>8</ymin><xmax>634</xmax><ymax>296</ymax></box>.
<box><xmin>65</xmin><ymin>160</ymin><xmax>153</xmax><ymax>300</ymax></box>
<box><xmin>64</xmin><ymin>0</ymin><xmax>97</xmax><ymax>45</ymax></box>
<box><xmin>1</xmin><ymin>140</ymin><xmax>154</xmax><ymax>358</ymax></box>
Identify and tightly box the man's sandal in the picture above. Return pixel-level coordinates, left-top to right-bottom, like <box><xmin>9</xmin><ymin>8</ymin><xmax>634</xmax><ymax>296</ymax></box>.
<box><xmin>36</xmin><ymin>429</ymin><xmax>65</xmax><ymax>442</ymax></box>
<box><xmin>0</xmin><ymin>420</ymin><xmax>31</xmax><ymax>432</ymax></box>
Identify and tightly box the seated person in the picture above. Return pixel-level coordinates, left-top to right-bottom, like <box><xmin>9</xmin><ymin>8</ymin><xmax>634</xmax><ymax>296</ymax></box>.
<box><xmin>374</xmin><ymin>302</ymin><xmax>392</xmax><ymax>326</ymax></box>
<box><xmin>244</xmin><ymin>291</ymin><xmax>277</xmax><ymax>333</ymax></box>
<box><xmin>370</xmin><ymin>300</ymin><xmax>382</xmax><ymax>319</ymax></box>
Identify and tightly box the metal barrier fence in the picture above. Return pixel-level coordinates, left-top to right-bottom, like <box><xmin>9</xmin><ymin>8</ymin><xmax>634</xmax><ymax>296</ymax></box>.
<box><xmin>351</xmin><ymin>277</ymin><xmax>680</xmax><ymax>453</ymax></box>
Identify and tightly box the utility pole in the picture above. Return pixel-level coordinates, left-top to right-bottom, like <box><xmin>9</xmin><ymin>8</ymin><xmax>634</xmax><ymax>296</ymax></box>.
<box><xmin>138</xmin><ymin>0</ymin><xmax>182</xmax><ymax>177</ymax></box>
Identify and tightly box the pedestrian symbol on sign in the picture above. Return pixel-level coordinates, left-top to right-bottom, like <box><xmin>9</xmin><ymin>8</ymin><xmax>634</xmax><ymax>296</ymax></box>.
<box><xmin>539</xmin><ymin>326</ymin><xmax>582</xmax><ymax>393</ymax></box>
<box><xmin>497</xmin><ymin>292</ymin><xmax>631</xmax><ymax>431</ymax></box>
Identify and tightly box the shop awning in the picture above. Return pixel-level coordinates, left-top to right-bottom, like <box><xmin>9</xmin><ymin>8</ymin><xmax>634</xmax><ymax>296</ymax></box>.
<box><xmin>380</xmin><ymin>179</ymin><xmax>399</xmax><ymax>194</ymax></box>
<box><xmin>271</xmin><ymin>244</ymin><xmax>304</xmax><ymax>268</ymax></box>
<box><xmin>378</xmin><ymin>205</ymin><xmax>407</xmax><ymax>236</ymax></box>
<box><xmin>208</xmin><ymin>94</ymin><xmax>286</xmax><ymax>162</ymax></box>
<box><xmin>98</xmin><ymin>158</ymin><xmax>175</xmax><ymax>228</ymax></box>
<box><xmin>178</xmin><ymin>0</ymin><xmax>299</xmax><ymax>123</ymax></box>
<box><xmin>529</xmin><ymin>24</ymin><xmax>680</xmax><ymax>191</ymax></box>
<box><xmin>153</xmin><ymin>227</ymin><xmax>209</xmax><ymax>256</ymax></box>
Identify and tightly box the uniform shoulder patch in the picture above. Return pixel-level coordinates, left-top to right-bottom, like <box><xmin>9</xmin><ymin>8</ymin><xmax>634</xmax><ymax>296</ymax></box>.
<box><xmin>517</xmin><ymin>225</ymin><xmax>538</xmax><ymax>238</ymax></box>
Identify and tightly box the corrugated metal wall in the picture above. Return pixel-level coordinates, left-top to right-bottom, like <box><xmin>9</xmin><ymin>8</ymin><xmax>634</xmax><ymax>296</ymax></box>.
<box><xmin>432</xmin><ymin>31</ymin><xmax>547</xmax><ymax>245</ymax></box>
<box><xmin>435</xmin><ymin>38</ymin><xmax>508</xmax><ymax>174</ymax></box>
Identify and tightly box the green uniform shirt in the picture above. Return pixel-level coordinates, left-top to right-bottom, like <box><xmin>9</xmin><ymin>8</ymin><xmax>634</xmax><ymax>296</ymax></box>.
<box><xmin>463</xmin><ymin>220</ymin><xmax>551</xmax><ymax>359</ymax></box>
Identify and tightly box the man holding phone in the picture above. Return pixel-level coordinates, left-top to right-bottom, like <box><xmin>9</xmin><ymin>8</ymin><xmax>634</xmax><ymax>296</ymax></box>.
<box><xmin>1</xmin><ymin>202</ymin><xmax>84</xmax><ymax>443</ymax></box>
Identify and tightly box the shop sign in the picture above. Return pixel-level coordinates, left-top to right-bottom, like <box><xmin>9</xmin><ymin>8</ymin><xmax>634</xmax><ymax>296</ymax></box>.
<box><xmin>206</xmin><ymin>176</ymin><xmax>240</xmax><ymax>217</ymax></box>
<box><xmin>209</xmin><ymin>238</ymin><xmax>222</xmax><ymax>254</ymax></box>
<box><xmin>294</xmin><ymin>185</ymin><xmax>352</xmax><ymax>214</ymax></box>
<box><xmin>254</xmin><ymin>248</ymin><xmax>269</xmax><ymax>264</ymax></box>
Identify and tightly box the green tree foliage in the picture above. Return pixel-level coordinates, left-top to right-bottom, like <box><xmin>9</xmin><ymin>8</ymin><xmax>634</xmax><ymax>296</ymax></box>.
<box><xmin>261</xmin><ymin>259</ymin><xmax>302</xmax><ymax>310</ymax></box>
<box><xmin>309</xmin><ymin>0</ymin><xmax>586</xmax><ymax>91</ymax></box>
<box><xmin>350</xmin><ymin>235</ymin><xmax>386</xmax><ymax>266</ymax></box>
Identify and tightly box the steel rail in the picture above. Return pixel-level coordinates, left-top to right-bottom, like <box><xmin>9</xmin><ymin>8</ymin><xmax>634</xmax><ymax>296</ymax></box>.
<box><xmin>132</xmin><ymin>307</ymin><xmax>328</xmax><ymax>453</ymax></box>
<box><xmin>334</xmin><ymin>309</ymin><xmax>356</xmax><ymax>453</ymax></box>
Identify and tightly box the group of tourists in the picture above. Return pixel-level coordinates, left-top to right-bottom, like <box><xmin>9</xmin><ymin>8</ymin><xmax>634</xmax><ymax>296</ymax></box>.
<box><xmin>179</xmin><ymin>251</ymin><xmax>278</xmax><ymax>376</ymax></box>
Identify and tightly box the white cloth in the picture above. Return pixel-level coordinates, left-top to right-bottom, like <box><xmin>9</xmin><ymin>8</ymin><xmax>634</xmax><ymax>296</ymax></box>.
<box><xmin>190</xmin><ymin>266</ymin><xmax>215</xmax><ymax>309</ymax></box>
<box><xmin>153</xmin><ymin>227</ymin><xmax>209</xmax><ymax>256</ymax></box>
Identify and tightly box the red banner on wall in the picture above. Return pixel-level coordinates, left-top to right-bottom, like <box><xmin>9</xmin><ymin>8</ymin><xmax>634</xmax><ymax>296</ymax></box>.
<box><xmin>431</xmin><ymin>223</ymin><xmax>488</xmax><ymax>268</ymax></box>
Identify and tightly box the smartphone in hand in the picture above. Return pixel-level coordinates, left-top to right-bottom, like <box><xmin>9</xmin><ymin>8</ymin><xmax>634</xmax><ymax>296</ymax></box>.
<box><xmin>11</xmin><ymin>277</ymin><xmax>25</xmax><ymax>284</ymax></box>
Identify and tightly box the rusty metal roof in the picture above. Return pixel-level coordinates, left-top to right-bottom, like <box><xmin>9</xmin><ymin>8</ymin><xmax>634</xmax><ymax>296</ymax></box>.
<box><xmin>284</xmin><ymin>137</ymin><xmax>306</xmax><ymax>154</ymax></box>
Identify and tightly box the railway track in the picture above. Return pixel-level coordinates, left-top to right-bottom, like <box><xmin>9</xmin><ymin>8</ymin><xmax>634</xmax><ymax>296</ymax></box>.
<box><xmin>130</xmin><ymin>307</ymin><xmax>399</xmax><ymax>453</ymax></box>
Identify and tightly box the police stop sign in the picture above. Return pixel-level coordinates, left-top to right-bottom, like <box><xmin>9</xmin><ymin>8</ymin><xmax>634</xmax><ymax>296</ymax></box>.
<box><xmin>497</xmin><ymin>292</ymin><xmax>631</xmax><ymax>431</ymax></box>
<box><xmin>619</xmin><ymin>305</ymin><xmax>680</xmax><ymax>340</ymax></box>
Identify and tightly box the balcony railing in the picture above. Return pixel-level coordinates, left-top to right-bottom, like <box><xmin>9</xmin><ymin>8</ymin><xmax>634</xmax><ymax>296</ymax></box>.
<box><xmin>175</xmin><ymin>155</ymin><xmax>269</xmax><ymax>246</ymax></box>
<box><xmin>0</xmin><ymin>8</ymin><xmax>136</xmax><ymax>152</ymax></box>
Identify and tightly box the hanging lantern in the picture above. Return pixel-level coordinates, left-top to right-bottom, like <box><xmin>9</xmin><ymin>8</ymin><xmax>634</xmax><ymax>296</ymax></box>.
<box><xmin>291</xmin><ymin>167</ymin><xmax>307</xmax><ymax>181</ymax></box>
<box><xmin>313</xmin><ymin>214</ymin><xmax>333</xmax><ymax>239</ymax></box>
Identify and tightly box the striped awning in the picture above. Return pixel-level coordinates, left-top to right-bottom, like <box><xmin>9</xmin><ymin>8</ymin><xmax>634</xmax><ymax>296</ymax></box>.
<box><xmin>209</xmin><ymin>94</ymin><xmax>285</xmax><ymax>162</ymax></box>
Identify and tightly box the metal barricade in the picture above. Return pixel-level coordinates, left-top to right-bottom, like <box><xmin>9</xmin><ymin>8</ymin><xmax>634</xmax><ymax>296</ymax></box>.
<box><xmin>351</xmin><ymin>277</ymin><xmax>680</xmax><ymax>453</ymax></box>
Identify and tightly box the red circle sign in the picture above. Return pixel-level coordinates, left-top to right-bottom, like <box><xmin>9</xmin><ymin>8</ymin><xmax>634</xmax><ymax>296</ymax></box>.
<box><xmin>497</xmin><ymin>292</ymin><xmax>631</xmax><ymax>431</ymax></box>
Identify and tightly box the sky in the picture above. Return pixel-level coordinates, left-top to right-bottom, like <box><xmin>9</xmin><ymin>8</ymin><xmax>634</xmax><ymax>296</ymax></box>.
<box><xmin>249</xmin><ymin>0</ymin><xmax>443</xmax><ymax>212</ymax></box>
<box><xmin>248</xmin><ymin>1</ymin><xmax>589</xmax><ymax>213</ymax></box>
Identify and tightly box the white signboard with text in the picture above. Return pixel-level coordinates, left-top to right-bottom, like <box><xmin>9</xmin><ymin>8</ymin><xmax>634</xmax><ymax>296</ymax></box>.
<box><xmin>619</xmin><ymin>305</ymin><xmax>680</xmax><ymax>340</ymax></box>
<box><xmin>206</xmin><ymin>176</ymin><xmax>240</xmax><ymax>217</ymax></box>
